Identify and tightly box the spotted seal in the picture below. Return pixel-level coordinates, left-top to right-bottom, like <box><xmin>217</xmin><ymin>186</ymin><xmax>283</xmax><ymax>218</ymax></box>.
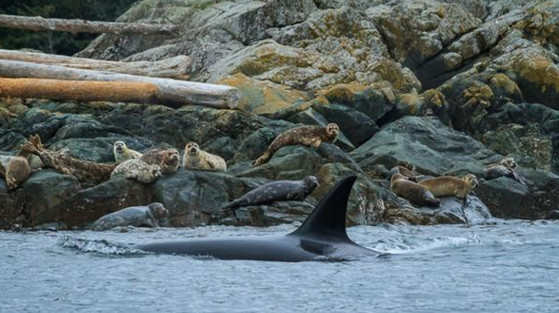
<box><xmin>253</xmin><ymin>123</ymin><xmax>340</xmax><ymax>166</ymax></box>
<box><xmin>111</xmin><ymin>159</ymin><xmax>161</xmax><ymax>183</ymax></box>
<box><xmin>140</xmin><ymin>148</ymin><xmax>180</xmax><ymax>174</ymax></box>
<box><xmin>485</xmin><ymin>157</ymin><xmax>526</xmax><ymax>185</ymax></box>
<box><xmin>182</xmin><ymin>142</ymin><xmax>227</xmax><ymax>171</ymax></box>
<box><xmin>221</xmin><ymin>176</ymin><xmax>319</xmax><ymax>214</ymax></box>
<box><xmin>113</xmin><ymin>140</ymin><xmax>142</xmax><ymax>163</ymax></box>
<box><xmin>418</xmin><ymin>174</ymin><xmax>479</xmax><ymax>199</ymax></box>
<box><xmin>90</xmin><ymin>202</ymin><xmax>169</xmax><ymax>231</ymax></box>
<box><xmin>390</xmin><ymin>173</ymin><xmax>440</xmax><ymax>207</ymax></box>
<box><xmin>0</xmin><ymin>155</ymin><xmax>31</xmax><ymax>190</ymax></box>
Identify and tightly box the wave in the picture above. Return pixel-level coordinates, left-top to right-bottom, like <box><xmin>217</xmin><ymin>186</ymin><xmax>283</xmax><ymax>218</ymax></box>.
<box><xmin>59</xmin><ymin>236</ymin><xmax>147</xmax><ymax>256</ymax></box>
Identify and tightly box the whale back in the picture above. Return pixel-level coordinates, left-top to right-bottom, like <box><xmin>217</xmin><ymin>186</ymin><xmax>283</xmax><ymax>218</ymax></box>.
<box><xmin>290</xmin><ymin>175</ymin><xmax>356</xmax><ymax>242</ymax></box>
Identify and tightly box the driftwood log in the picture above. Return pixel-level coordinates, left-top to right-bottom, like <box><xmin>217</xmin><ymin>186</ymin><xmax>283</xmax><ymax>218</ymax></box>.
<box><xmin>0</xmin><ymin>49</ymin><xmax>190</xmax><ymax>79</ymax></box>
<box><xmin>0</xmin><ymin>78</ymin><xmax>160</xmax><ymax>103</ymax></box>
<box><xmin>0</xmin><ymin>14</ymin><xmax>178</xmax><ymax>35</ymax></box>
<box><xmin>0</xmin><ymin>60</ymin><xmax>239</xmax><ymax>109</ymax></box>
<box><xmin>20</xmin><ymin>135</ymin><xmax>116</xmax><ymax>186</ymax></box>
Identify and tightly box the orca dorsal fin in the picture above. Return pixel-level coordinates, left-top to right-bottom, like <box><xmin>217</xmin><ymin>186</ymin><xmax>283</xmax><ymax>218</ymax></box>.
<box><xmin>290</xmin><ymin>175</ymin><xmax>357</xmax><ymax>242</ymax></box>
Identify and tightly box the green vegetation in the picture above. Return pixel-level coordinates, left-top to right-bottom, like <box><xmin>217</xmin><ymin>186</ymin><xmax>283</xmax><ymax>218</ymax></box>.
<box><xmin>0</xmin><ymin>0</ymin><xmax>138</xmax><ymax>55</ymax></box>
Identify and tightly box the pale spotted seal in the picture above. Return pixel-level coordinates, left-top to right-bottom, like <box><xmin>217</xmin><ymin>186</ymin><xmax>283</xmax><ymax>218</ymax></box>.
<box><xmin>111</xmin><ymin>159</ymin><xmax>161</xmax><ymax>183</ymax></box>
<box><xmin>253</xmin><ymin>123</ymin><xmax>340</xmax><ymax>166</ymax></box>
<box><xmin>90</xmin><ymin>202</ymin><xmax>169</xmax><ymax>231</ymax></box>
<box><xmin>221</xmin><ymin>176</ymin><xmax>319</xmax><ymax>215</ymax></box>
<box><xmin>182</xmin><ymin>142</ymin><xmax>227</xmax><ymax>171</ymax></box>
<box><xmin>0</xmin><ymin>155</ymin><xmax>32</xmax><ymax>190</ymax></box>
<box><xmin>113</xmin><ymin>140</ymin><xmax>142</xmax><ymax>163</ymax></box>
<box><xmin>390</xmin><ymin>173</ymin><xmax>440</xmax><ymax>207</ymax></box>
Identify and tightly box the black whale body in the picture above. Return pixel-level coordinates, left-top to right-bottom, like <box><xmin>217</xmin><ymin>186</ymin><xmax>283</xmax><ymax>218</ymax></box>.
<box><xmin>136</xmin><ymin>176</ymin><xmax>379</xmax><ymax>261</ymax></box>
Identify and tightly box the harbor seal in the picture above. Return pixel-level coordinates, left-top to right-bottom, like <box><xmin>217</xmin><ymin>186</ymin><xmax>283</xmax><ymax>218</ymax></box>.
<box><xmin>182</xmin><ymin>142</ymin><xmax>227</xmax><ymax>171</ymax></box>
<box><xmin>140</xmin><ymin>148</ymin><xmax>180</xmax><ymax>174</ymax></box>
<box><xmin>111</xmin><ymin>159</ymin><xmax>161</xmax><ymax>183</ymax></box>
<box><xmin>113</xmin><ymin>140</ymin><xmax>142</xmax><ymax>163</ymax></box>
<box><xmin>221</xmin><ymin>176</ymin><xmax>320</xmax><ymax>214</ymax></box>
<box><xmin>390</xmin><ymin>173</ymin><xmax>440</xmax><ymax>207</ymax></box>
<box><xmin>90</xmin><ymin>202</ymin><xmax>169</xmax><ymax>230</ymax></box>
<box><xmin>0</xmin><ymin>155</ymin><xmax>31</xmax><ymax>190</ymax></box>
<box><xmin>485</xmin><ymin>157</ymin><xmax>526</xmax><ymax>184</ymax></box>
<box><xmin>253</xmin><ymin>123</ymin><xmax>340</xmax><ymax>166</ymax></box>
<box><xmin>418</xmin><ymin>174</ymin><xmax>479</xmax><ymax>199</ymax></box>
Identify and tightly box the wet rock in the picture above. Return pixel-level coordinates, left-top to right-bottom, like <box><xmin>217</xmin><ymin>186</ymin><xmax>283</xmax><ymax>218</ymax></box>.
<box><xmin>382</xmin><ymin>196</ymin><xmax>491</xmax><ymax>225</ymax></box>
<box><xmin>21</xmin><ymin>170</ymin><xmax>81</xmax><ymax>227</ymax></box>
<box><xmin>351</xmin><ymin>116</ymin><xmax>498</xmax><ymax>176</ymax></box>
<box><xmin>476</xmin><ymin>169</ymin><xmax>559</xmax><ymax>219</ymax></box>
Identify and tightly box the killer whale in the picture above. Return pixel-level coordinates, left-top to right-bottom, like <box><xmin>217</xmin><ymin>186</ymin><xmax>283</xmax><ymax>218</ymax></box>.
<box><xmin>136</xmin><ymin>176</ymin><xmax>379</xmax><ymax>261</ymax></box>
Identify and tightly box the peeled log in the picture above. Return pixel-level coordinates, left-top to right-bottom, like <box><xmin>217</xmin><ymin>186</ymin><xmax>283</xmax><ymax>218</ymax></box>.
<box><xmin>0</xmin><ymin>14</ymin><xmax>178</xmax><ymax>35</ymax></box>
<box><xmin>0</xmin><ymin>49</ymin><xmax>191</xmax><ymax>79</ymax></box>
<box><xmin>0</xmin><ymin>60</ymin><xmax>239</xmax><ymax>109</ymax></box>
<box><xmin>0</xmin><ymin>78</ymin><xmax>159</xmax><ymax>103</ymax></box>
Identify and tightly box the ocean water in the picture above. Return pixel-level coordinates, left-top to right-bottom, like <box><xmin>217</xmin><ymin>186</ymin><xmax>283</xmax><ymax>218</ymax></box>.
<box><xmin>1</xmin><ymin>220</ymin><xmax>558</xmax><ymax>313</ymax></box>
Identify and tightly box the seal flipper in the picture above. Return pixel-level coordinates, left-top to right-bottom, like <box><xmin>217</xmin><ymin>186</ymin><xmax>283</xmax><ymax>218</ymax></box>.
<box><xmin>290</xmin><ymin>176</ymin><xmax>356</xmax><ymax>242</ymax></box>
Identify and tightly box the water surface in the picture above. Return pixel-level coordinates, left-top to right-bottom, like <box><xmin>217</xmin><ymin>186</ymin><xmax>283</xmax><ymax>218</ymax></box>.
<box><xmin>2</xmin><ymin>220</ymin><xmax>558</xmax><ymax>313</ymax></box>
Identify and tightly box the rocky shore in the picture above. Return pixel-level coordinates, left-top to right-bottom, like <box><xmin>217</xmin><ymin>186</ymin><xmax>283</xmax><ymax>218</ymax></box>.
<box><xmin>1</xmin><ymin>0</ymin><xmax>559</xmax><ymax>230</ymax></box>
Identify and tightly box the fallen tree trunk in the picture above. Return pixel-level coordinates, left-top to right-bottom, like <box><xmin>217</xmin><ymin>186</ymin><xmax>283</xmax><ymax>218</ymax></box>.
<box><xmin>20</xmin><ymin>135</ymin><xmax>116</xmax><ymax>186</ymax></box>
<box><xmin>0</xmin><ymin>14</ymin><xmax>178</xmax><ymax>35</ymax></box>
<box><xmin>0</xmin><ymin>78</ymin><xmax>159</xmax><ymax>103</ymax></box>
<box><xmin>0</xmin><ymin>49</ymin><xmax>191</xmax><ymax>79</ymax></box>
<box><xmin>0</xmin><ymin>60</ymin><xmax>239</xmax><ymax>109</ymax></box>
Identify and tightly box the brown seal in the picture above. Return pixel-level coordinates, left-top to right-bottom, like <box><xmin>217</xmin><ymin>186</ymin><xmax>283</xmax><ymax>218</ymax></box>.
<box><xmin>485</xmin><ymin>157</ymin><xmax>526</xmax><ymax>184</ymax></box>
<box><xmin>113</xmin><ymin>140</ymin><xmax>142</xmax><ymax>163</ymax></box>
<box><xmin>0</xmin><ymin>155</ymin><xmax>31</xmax><ymax>190</ymax></box>
<box><xmin>182</xmin><ymin>142</ymin><xmax>227</xmax><ymax>171</ymax></box>
<box><xmin>253</xmin><ymin>123</ymin><xmax>340</xmax><ymax>166</ymax></box>
<box><xmin>418</xmin><ymin>174</ymin><xmax>478</xmax><ymax>199</ymax></box>
<box><xmin>390</xmin><ymin>173</ymin><xmax>440</xmax><ymax>207</ymax></box>
<box><xmin>140</xmin><ymin>148</ymin><xmax>180</xmax><ymax>174</ymax></box>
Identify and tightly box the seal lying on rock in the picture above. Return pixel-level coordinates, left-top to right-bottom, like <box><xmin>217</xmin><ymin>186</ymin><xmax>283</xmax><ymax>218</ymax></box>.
<box><xmin>111</xmin><ymin>159</ymin><xmax>161</xmax><ymax>183</ymax></box>
<box><xmin>90</xmin><ymin>202</ymin><xmax>169</xmax><ymax>231</ymax></box>
<box><xmin>418</xmin><ymin>174</ymin><xmax>478</xmax><ymax>199</ymax></box>
<box><xmin>182</xmin><ymin>142</ymin><xmax>227</xmax><ymax>171</ymax></box>
<box><xmin>141</xmin><ymin>148</ymin><xmax>180</xmax><ymax>174</ymax></box>
<box><xmin>222</xmin><ymin>176</ymin><xmax>320</xmax><ymax>214</ymax></box>
<box><xmin>113</xmin><ymin>141</ymin><xmax>142</xmax><ymax>163</ymax></box>
<box><xmin>253</xmin><ymin>123</ymin><xmax>340</xmax><ymax>166</ymax></box>
<box><xmin>390</xmin><ymin>173</ymin><xmax>440</xmax><ymax>207</ymax></box>
<box><xmin>0</xmin><ymin>155</ymin><xmax>32</xmax><ymax>190</ymax></box>
<box><xmin>485</xmin><ymin>157</ymin><xmax>526</xmax><ymax>185</ymax></box>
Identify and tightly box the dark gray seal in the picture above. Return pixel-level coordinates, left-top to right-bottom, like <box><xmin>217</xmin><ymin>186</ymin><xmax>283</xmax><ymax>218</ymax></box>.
<box><xmin>90</xmin><ymin>202</ymin><xmax>168</xmax><ymax>231</ymax></box>
<box><xmin>222</xmin><ymin>176</ymin><xmax>319</xmax><ymax>214</ymax></box>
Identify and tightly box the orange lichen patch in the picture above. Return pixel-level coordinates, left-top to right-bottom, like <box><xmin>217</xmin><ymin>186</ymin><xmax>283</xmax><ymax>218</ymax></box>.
<box><xmin>318</xmin><ymin>82</ymin><xmax>369</xmax><ymax>103</ymax></box>
<box><xmin>512</xmin><ymin>54</ymin><xmax>559</xmax><ymax>94</ymax></box>
<box><xmin>369</xmin><ymin>58</ymin><xmax>420</xmax><ymax>92</ymax></box>
<box><xmin>489</xmin><ymin>73</ymin><xmax>522</xmax><ymax>96</ymax></box>
<box><xmin>422</xmin><ymin>89</ymin><xmax>445</xmax><ymax>108</ymax></box>
<box><xmin>398</xmin><ymin>90</ymin><xmax>422</xmax><ymax>114</ymax></box>
<box><xmin>462</xmin><ymin>84</ymin><xmax>493</xmax><ymax>108</ymax></box>
<box><xmin>236</xmin><ymin>42</ymin><xmax>312</xmax><ymax>77</ymax></box>
<box><xmin>218</xmin><ymin>73</ymin><xmax>308</xmax><ymax>114</ymax></box>
<box><xmin>0</xmin><ymin>78</ymin><xmax>159</xmax><ymax>103</ymax></box>
<box><xmin>513</xmin><ymin>4</ymin><xmax>557</xmax><ymax>44</ymax></box>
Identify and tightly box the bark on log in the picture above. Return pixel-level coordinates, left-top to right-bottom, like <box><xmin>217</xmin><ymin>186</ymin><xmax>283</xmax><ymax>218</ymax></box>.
<box><xmin>0</xmin><ymin>60</ymin><xmax>239</xmax><ymax>109</ymax></box>
<box><xmin>0</xmin><ymin>49</ymin><xmax>191</xmax><ymax>79</ymax></box>
<box><xmin>20</xmin><ymin>135</ymin><xmax>116</xmax><ymax>186</ymax></box>
<box><xmin>0</xmin><ymin>14</ymin><xmax>178</xmax><ymax>35</ymax></box>
<box><xmin>0</xmin><ymin>78</ymin><xmax>159</xmax><ymax>103</ymax></box>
